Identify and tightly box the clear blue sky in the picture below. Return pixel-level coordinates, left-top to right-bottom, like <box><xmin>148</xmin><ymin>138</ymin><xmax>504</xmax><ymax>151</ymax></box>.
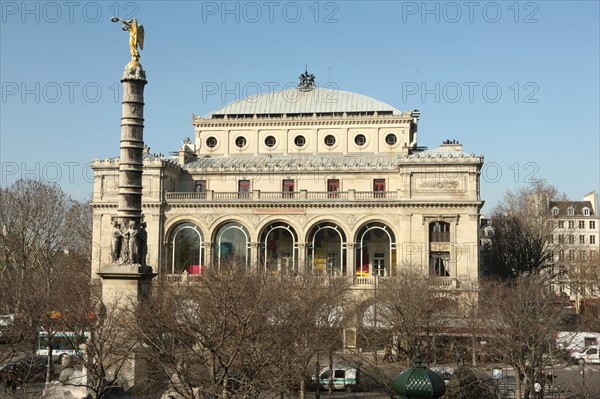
<box><xmin>1</xmin><ymin>1</ymin><xmax>599</xmax><ymax>213</ymax></box>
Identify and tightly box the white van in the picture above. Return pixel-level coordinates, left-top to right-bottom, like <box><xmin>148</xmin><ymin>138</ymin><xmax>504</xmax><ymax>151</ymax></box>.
<box><xmin>571</xmin><ymin>345</ymin><xmax>600</xmax><ymax>364</ymax></box>
<box><xmin>313</xmin><ymin>366</ymin><xmax>360</xmax><ymax>392</ymax></box>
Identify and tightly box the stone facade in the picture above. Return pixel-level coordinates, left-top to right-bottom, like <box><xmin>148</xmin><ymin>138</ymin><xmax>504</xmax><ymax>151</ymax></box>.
<box><xmin>549</xmin><ymin>192</ymin><xmax>600</xmax><ymax>309</ymax></box>
<box><xmin>91</xmin><ymin>83</ymin><xmax>484</xmax><ymax>310</ymax></box>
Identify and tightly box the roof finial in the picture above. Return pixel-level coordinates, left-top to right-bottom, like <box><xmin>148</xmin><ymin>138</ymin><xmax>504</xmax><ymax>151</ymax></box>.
<box><xmin>298</xmin><ymin>67</ymin><xmax>316</xmax><ymax>91</ymax></box>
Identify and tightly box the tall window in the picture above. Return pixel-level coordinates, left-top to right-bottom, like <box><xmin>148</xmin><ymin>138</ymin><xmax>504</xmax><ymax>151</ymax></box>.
<box><xmin>591</xmin><ymin>221</ymin><xmax>596</xmax><ymax>229</ymax></box>
<box><xmin>430</xmin><ymin>252</ymin><xmax>450</xmax><ymax>277</ymax></box>
<box><xmin>591</xmin><ymin>235</ymin><xmax>596</xmax><ymax>244</ymax></box>
<box><xmin>327</xmin><ymin>179</ymin><xmax>340</xmax><ymax>198</ymax></box>
<box><xmin>568</xmin><ymin>235</ymin><xmax>574</xmax><ymax>244</ymax></box>
<box><xmin>430</xmin><ymin>221</ymin><xmax>450</xmax><ymax>242</ymax></box>
<box><xmin>195</xmin><ymin>180</ymin><xmax>207</xmax><ymax>193</ymax></box>
<box><xmin>558</xmin><ymin>235</ymin><xmax>564</xmax><ymax>244</ymax></box>
<box><xmin>568</xmin><ymin>207</ymin><xmax>575</xmax><ymax>216</ymax></box>
<box><xmin>373</xmin><ymin>252</ymin><xmax>385</xmax><ymax>276</ymax></box>
<box><xmin>558</xmin><ymin>221</ymin><xmax>564</xmax><ymax>228</ymax></box>
<box><xmin>373</xmin><ymin>179</ymin><xmax>386</xmax><ymax>198</ymax></box>
<box><xmin>215</xmin><ymin>222</ymin><xmax>250</xmax><ymax>269</ymax></box>
<box><xmin>282</xmin><ymin>179</ymin><xmax>295</xmax><ymax>198</ymax></box>
<box><xmin>171</xmin><ymin>223</ymin><xmax>203</xmax><ymax>274</ymax></box>
<box><xmin>579</xmin><ymin>220</ymin><xmax>585</xmax><ymax>229</ymax></box>
<box><xmin>238</xmin><ymin>180</ymin><xmax>250</xmax><ymax>199</ymax></box>
<box><xmin>568</xmin><ymin>221</ymin><xmax>575</xmax><ymax>229</ymax></box>
<box><xmin>580</xmin><ymin>235</ymin><xmax>585</xmax><ymax>244</ymax></box>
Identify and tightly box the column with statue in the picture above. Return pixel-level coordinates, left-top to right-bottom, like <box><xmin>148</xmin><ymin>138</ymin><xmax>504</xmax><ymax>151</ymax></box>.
<box><xmin>96</xmin><ymin>17</ymin><xmax>155</xmax><ymax>395</ymax></box>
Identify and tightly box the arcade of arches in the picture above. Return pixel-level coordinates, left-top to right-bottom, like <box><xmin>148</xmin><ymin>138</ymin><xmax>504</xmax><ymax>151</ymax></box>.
<box><xmin>165</xmin><ymin>219</ymin><xmax>455</xmax><ymax>279</ymax></box>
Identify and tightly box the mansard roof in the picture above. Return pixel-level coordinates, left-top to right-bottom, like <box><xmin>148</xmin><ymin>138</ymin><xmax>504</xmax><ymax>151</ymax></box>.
<box><xmin>204</xmin><ymin>87</ymin><xmax>403</xmax><ymax>118</ymax></box>
<box><xmin>549</xmin><ymin>201</ymin><xmax>595</xmax><ymax>216</ymax></box>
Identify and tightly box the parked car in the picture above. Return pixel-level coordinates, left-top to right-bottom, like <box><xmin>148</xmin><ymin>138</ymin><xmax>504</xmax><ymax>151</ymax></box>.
<box><xmin>0</xmin><ymin>355</ymin><xmax>48</xmax><ymax>391</ymax></box>
<box><xmin>312</xmin><ymin>366</ymin><xmax>360</xmax><ymax>392</ymax></box>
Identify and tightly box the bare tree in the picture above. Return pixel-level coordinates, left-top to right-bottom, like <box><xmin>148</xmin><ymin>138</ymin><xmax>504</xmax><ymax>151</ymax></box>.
<box><xmin>345</xmin><ymin>269</ymin><xmax>456</xmax><ymax>396</ymax></box>
<box><xmin>136</xmin><ymin>265</ymin><xmax>349</xmax><ymax>399</ymax></box>
<box><xmin>0</xmin><ymin>180</ymin><xmax>92</xmax><ymax>384</ymax></box>
<box><xmin>39</xmin><ymin>285</ymin><xmax>142</xmax><ymax>399</ymax></box>
<box><xmin>483</xmin><ymin>180</ymin><xmax>564</xmax><ymax>280</ymax></box>
<box><xmin>480</xmin><ymin>275</ymin><xmax>566</xmax><ymax>399</ymax></box>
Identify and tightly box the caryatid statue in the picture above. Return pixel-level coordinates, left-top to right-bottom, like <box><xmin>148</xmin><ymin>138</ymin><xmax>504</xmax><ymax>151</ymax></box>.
<box><xmin>111</xmin><ymin>17</ymin><xmax>145</xmax><ymax>66</ymax></box>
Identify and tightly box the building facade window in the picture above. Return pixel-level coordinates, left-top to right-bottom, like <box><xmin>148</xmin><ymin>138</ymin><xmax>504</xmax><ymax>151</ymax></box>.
<box><xmin>568</xmin><ymin>207</ymin><xmax>575</xmax><ymax>216</ymax></box>
<box><xmin>309</xmin><ymin>223</ymin><xmax>346</xmax><ymax>276</ymax></box>
<box><xmin>206</xmin><ymin>136</ymin><xmax>217</xmax><ymax>148</ymax></box>
<box><xmin>170</xmin><ymin>223</ymin><xmax>203</xmax><ymax>274</ymax></box>
<box><xmin>324</xmin><ymin>134</ymin><xmax>336</xmax><ymax>146</ymax></box>
<box><xmin>260</xmin><ymin>222</ymin><xmax>298</xmax><ymax>275</ymax></box>
<box><xmin>558</xmin><ymin>250</ymin><xmax>565</xmax><ymax>262</ymax></box>
<box><xmin>568</xmin><ymin>220</ymin><xmax>575</xmax><ymax>229</ymax></box>
<box><xmin>591</xmin><ymin>221</ymin><xmax>596</xmax><ymax>229</ymax></box>
<box><xmin>373</xmin><ymin>179</ymin><xmax>385</xmax><ymax>198</ymax></box>
<box><xmin>354</xmin><ymin>134</ymin><xmax>366</xmax><ymax>146</ymax></box>
<box><xmin>294</xmin><ymin>135</ymin><xmax>306</xmax><ymax>147</ymax></box>
<box><xmin>568</xmin><ymin>250</ymin><xmax>575</xmax><ymax>261</ymax></box>
<box><xmin>235</xmin><ymin>136</ymin><xmax>247</xmax><ymax>148</ymax></box>
<box><xmin>356</xmin><ymin>223</ymin><xmax>395</xmax><ymax>277</ymax></box>
<box><xmin>552</xmin><ymin>207</ymin><xmax>559</xmax><ymax>216</ymax></box>
<box><xmin>580</xmin><ymin>250</ymin><xmax>587</xmax><ymax>261</ymax></box>
<box><xmin>579</xmin><ymin>220</ymin><xmax>585</xmax><ymax>229</ymax></box>
<box><xmin>430</xmin><ymin>221</ymin><xmax>450</xmax><ymax>242</ymax></box>
<box><xmin>430</xmin><ymin>252</ymin><xmax>450</xmax><ymax>277</ymax></box>
<box><xmin>591</xmin><ymin>235</ymin><xmax>596</xmax><ymax>244</ymax></box>
<box><xmin>215</xmin><ymin>222</ymin><xmax>250</xmax><ymax>269</ymax></box>
<box><xmin>327</xmin><ymin>179</ymin><xmax>340</xmax><ymax>198</ymax></box>
<box><xmin>372</xmin><ymin>252</ymin><xmax>385</xmax><ymax>276</ymax></box>
<box><xmin>583</xmin><ymin>207</ymin><xmax>590</xmax><ymax>216</ymax></box>
<box><xmin>264</xmin><ymin>135</ymin><xmax>276</xmax><ymax>147</ymax></box>
<box><xmin>558</xmin><ymin>221</ymin><xmax>564</xmax><ymax>228</ymax></box>
<box><xmin>549</xmin><ymin>235</ymin><xmax>554</xmax><ymax>244</ymax></box>
<box><xmin>282</xmin><ymin>179</ymin><xmax>295</xmax><ymax>198</ymax></box>
<box><xmin>385</xmin><ymin>133</ymin><xmax>397</xmax><ymax>145</ymax></box>
<box><xmin>238</xmin><ymin>180</ymin><xmax>250</xmax><ymax>199</ymax></box>
<box><xmin>568</xmin><ymin>235</ymin><xmax>574</xmax><ymax>244</ymax></box>
<box><xmin>580</xmin><ymin>235</ymin><xmax>585</xmax><ymax>244</ymax></box>
<box><xmin>558</xmin><ymin>235</ymin><xmax>564</xmax><ymax>244</ymax></box>
<box><xmin>195</xmin><ymin>180</ymin><xmax>207</xmax><ymax>193</ymax></box>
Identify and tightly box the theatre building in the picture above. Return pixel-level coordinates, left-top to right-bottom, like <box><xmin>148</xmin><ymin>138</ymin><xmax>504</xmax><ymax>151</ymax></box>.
<box><xmin>91</xmin><ymin>74</ymin><xmax>484</xmax><ymax>305</ymax></box>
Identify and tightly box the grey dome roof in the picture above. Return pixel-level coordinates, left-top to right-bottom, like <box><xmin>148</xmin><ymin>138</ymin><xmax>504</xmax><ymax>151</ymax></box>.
<box><xmin>204</xmin><ymin>87</ymin><xmax>402</xmax><ymax>118</ymax></box>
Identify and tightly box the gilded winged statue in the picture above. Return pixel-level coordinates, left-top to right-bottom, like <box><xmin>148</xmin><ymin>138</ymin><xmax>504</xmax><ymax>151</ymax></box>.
<box><xmin>111</xmin><ymin>17</ymin><xmax>144</xmax><ymax>63</ymax></box>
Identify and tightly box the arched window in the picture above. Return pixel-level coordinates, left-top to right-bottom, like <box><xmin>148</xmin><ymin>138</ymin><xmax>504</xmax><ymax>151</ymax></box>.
<box><xmin>170</xmin><ymin>223</ymin><xmax>203</xmax><ymax>274</ymax></box>
<box><xmin>214</xmin><ymin>222</ymin><xmax>250</xmax><ymax>269</ymax></box>
<box><xmin>308</xmin><ymin>223</ymin><xmax>346</xmax><ymax>276</ymax></box>
<box><xmin>429</xmin><ymin>221</ymin><xmax>450</xmax><ymax>242</ymax></box>
<box><xmin>260</xmin><ymin>222</ymin><xmax>298</xmax><ymax>275</ymax></box>
<box><xmin>356</xmin><ymin>223</ymin><xmax>396</xmax><ymax>277</ymax></box>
